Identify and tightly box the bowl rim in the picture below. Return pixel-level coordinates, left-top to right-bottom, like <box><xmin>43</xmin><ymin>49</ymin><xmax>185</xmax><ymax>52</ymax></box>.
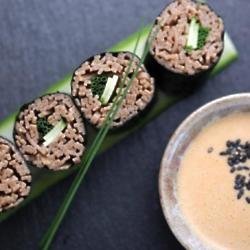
<box><xmin>158</xmin><ymin>93</ymin><xmax>250</xmax><ymax>249</ymax></box>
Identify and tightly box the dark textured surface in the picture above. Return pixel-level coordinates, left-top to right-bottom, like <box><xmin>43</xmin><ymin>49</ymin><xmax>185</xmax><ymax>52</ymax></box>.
<box><xmin>0</xmin><ymin>0</ymin><xmax>247</xmax><ymax>249</ymax></box>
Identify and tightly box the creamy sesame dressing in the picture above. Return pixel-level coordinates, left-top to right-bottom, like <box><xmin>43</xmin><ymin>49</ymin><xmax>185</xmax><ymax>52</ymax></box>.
<box><xmin>177</xmin><ymin>112</ymin><xmax>250</xmax><ymax>250</ymax></box>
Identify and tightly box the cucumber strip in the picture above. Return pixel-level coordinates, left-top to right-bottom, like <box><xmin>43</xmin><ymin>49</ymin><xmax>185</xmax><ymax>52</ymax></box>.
<box><xmin>186</xmin><ymin>17</ymin><xmax>199</xmax><ymax>50</ymax></box>
<box><xmin>0</xmin><ymin>24</ymin><xmax>238</xmax><ymax>222</ymax></box>
<box><xmin>43</xmin><ymin>120</ymin><xmax>66</xmax><ymax>147</ymax></box>
<box><xmin>100</xmin><ymin>75</ymin><xmax>119</xmax><ymax>104</ymax></box>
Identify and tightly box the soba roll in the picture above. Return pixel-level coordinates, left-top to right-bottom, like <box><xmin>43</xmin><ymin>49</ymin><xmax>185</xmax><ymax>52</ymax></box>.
<box><xmin>146</xmin><ymin>0</ymin><xmax>224</xmax><ymax>93</ymax></box>
<box><xmin>0</xmin><ymin>137</ymin><xmax>31</xmax><ymax>212</ymax></box>
<box><xmin>71</xmin><ymin>52</ymin><xmax>155</xmax><ymax>129</ymax></box>
<box><xmin>14</xmin><ymin>93</ymin><xmax>86</xmax><ymax>171</ymax></box>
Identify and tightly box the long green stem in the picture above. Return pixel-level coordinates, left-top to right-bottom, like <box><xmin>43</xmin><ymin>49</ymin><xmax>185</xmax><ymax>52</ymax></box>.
<box><xmin>39</xmin><ymin>23</ymin><xmax>151</xmax><ymax>250</ymax></box>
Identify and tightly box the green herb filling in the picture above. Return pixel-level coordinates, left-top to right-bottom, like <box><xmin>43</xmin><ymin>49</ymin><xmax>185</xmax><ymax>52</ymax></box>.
<box><xmin>91</xmin><ymin>75</ymin><xmax>108</xmax><ymax>96</ymax></box>
<box><xmin>197</xmin><ymin>26</ymin><xmax>210</xmax><ymax>49</ymax></box>
<box><xmin>37</xmin><ymin>117</ymin><xmax>53</xmax><ymax>138</ymax></box>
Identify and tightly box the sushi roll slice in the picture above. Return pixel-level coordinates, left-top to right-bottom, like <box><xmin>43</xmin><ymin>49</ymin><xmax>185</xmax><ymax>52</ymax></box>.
<box><xmin>146</xmin><ymin>0</ymin><xmax>224</xmax><ymax>93</ymax></box>
<box><xmin>0</xmin><ymin>137</ymin><xmax>31</xmax><ymax>212</ymax></box>
<box><xmin>14</xmin><ymin>93</ymin><xmax>86</xmax><ymax>171</ymax></box>
<box><xmin>71</xmin><ymin>52</ymin><xmax>155</xmax><ymax>129</ymax></box>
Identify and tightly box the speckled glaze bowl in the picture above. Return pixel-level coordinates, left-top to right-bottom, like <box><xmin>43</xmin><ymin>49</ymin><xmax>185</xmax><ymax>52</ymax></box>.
<box><xmin>159</xmin><ymin>93</ymin><xmax>250</xmax><ymax>249</ymax></box>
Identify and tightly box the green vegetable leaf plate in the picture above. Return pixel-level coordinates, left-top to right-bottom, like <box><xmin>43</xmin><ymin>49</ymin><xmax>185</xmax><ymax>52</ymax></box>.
<box><xmin>0</xmin><ymin>24</ymin><xmax>238</xmax><ymax>222</ymax></box>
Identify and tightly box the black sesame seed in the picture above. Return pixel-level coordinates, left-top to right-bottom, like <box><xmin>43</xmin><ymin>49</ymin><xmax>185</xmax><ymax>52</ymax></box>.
<box><xmin>220</xmin><ymin>151</ymin><xmax>228</xmax><ymax>156</ymax></box>
<box><xmin>230</xmin><ymin>167</ymin><xmax>236</xmax><ymax>173</ymax></box>
<box><xmin>235</xmin><ymin>175</ymin><xmax>245</xmax><ymax>186</ymax></box>
<box><xmin>246</xmin><ymin>149</ymin><xmax>250</xmax><ymax>159</ymax></box>
<box><xmin>240</xmin><ymin>155</ymin><xmax>247</xmax><ymax>163</ymax></box>
<box><xmin>246</xmin><ymin>181</ymin><xmax>250</xmax><ymax>190</ymax></box>
<box><xmin>246</xmin><ymin>197</ymin><xmax>250</xmax><ymax>204</ymax></box>
<box><xmin>236</xmin><ymin>174</ymin><xmax>242</xmax><ymax>180</ymax></box>
<box><xmin>234</xmin><ymin>184</ymin><xmax>242</xmax><ymax>190</ymax></box>
<box><xmin>237</xmin><ymin>166</ymin><xmax>249</xmax><ymax>171</ymax></box>
<box><xmin>227</xmin><ymin>158</ymin><xmax>234</xmax><ymax>167</ymax></box>
<box><xmin>235</xmin><ymin>159</ymin><xmax>240</xmax><ymax>164</ymax></box>
<box><xmin>237</xmin><ymin>189</ymin><xmax>244</xmax><ymax>199</ymax></box>
<box><xmin>207</xmin><ymin>147</ymin><xmax>213</xmax><ymax>153</ymax></box>
<box><xmin>238</xmin><ymin>181</ymin><xmax>245</xmax><ymax>187</ymax></box>
<box><xmin>235</xmin><ymin>139</ymin><xmax>241</xmax><ymax>145</ymax></box>
<box><xmin>226</xmin><ymin>140</ymin><xmax>233</xmax><ymax>147</ymax></box>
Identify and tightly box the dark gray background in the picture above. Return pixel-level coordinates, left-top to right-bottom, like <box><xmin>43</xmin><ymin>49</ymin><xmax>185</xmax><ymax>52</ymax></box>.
<box><xmin>0</xmin><ymin>0</ymin><xmax>248</xmax><ymax>249</ymax></box>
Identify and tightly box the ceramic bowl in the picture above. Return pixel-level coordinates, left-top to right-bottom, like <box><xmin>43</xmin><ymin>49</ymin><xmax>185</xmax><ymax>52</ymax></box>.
<box><xmin>159</xmin><ymin>93</ymin><xmax>250</xmax><ymax>249</ymax></box>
